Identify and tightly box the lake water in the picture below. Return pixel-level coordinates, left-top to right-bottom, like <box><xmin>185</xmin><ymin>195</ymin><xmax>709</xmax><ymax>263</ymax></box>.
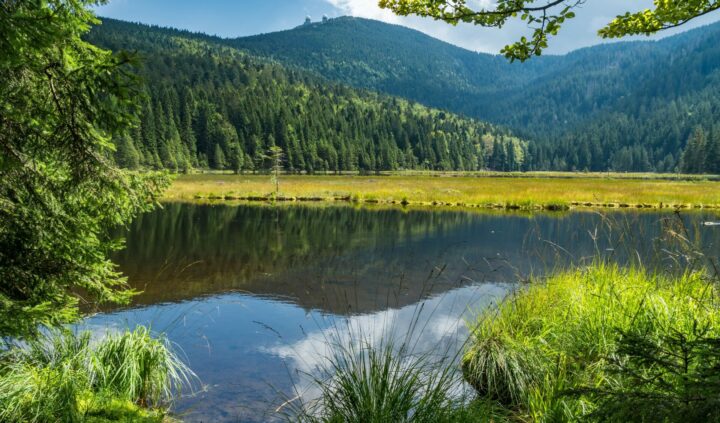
<box><xmin>82</xmin><ymin>203</ymin><xmax>720</xmax><ymax>422</ymax></box>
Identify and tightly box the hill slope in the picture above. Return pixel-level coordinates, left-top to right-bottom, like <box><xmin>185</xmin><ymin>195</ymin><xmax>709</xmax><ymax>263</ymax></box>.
<box><xmin>230</xmin><ymin>17</ymin><xmax>720</xmax><ymax>172</ymax></box>
<box><xmin>87</xmin><ymin>19</ymin><xmax>525</xmax><ymax>173</ymax></box>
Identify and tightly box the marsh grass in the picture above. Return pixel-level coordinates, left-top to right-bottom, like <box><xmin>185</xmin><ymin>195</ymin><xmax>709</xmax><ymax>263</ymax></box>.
<box><xmin>166</xmin><ymin>174</ymin><xmax>720</xmax><ymax>210</ymax></box>
<box><xmin>93</xmin><ymin>326</ymin><xmax>196</xmax><ymax>407</ymax></box>
<box><xmin>0</xmin><ymin>327</ymin><xmax>196</xmax><ymax>422</ymax></box>
<box><xmin>293</xmin><ymin>336</ymin><xmax>461</xmax><ymax>423</ymax></box>
<box><xmin>278</xmin><ymin>268</ymin><xmax>494</xmax><ymax>423</ymax></box>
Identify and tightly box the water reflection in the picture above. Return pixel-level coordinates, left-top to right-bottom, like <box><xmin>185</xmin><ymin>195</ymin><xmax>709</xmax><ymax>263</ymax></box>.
<box><xmin>113</xmin><ymin>203</ymin><xmax>719</xmax><ymax>314</ymax></box>
<box><xmin>81</xmin><ymin>203</ymin><xmax>720</xmax><ymax>421</ymax></box>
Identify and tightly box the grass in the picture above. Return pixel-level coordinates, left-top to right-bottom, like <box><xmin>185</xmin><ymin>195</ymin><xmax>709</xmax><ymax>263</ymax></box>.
<box><xmin>286</xmin><ymin>311</ymin><xmax>491</xmax><ymax>423</ymax></box>
<box><xmin>0</xmin><ymin>327</ymin><xmax>195</xmax><ymax>422</ymax></box>
<box><xmin>164</xmin><ymin>173</ymin><xmax>720</xmax><ymax>210</ymax></box>
<box><xmin>293</xmin><ymin>338</ymin><xmax>461</xmax><ymax>423</ymax></box>
<box><xmin>462</xmin><ymin>264</ymin><xmax>720</xmax><ymax>421</ymax></box>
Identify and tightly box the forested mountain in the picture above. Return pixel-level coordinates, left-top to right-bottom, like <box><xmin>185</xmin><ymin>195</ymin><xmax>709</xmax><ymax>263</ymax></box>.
<box><xmin>230</xmin><ymin>17</ymin><xmax>720</xmax><ymax>173</ymax></box>
<box><xmin>87</xmin><ymin>19</ymin><xmax>525</xmax><ymax>173</ymax></box>
<box><xmin>229</xmin><ymin>17</ymin><xmax>550</xmax><ymax>115</ymax></box>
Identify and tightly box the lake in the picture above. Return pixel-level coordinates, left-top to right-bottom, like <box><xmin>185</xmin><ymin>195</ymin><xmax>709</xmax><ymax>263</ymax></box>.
<box><xmin>82</xmin><ymin>203</ymin><xmax>720</xmax><ymax>422</ymax></box>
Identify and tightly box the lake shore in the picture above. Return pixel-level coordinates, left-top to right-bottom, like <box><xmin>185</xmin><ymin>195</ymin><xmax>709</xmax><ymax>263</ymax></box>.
<box><xmin>164</xmin><ymin>173</ymin><xmax>720</xmax><ymax>211</ymax></box>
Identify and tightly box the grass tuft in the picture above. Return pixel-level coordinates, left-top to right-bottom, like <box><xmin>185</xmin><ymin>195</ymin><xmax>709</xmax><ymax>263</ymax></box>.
<box><xmin>0</xmin><ymin>327</ymin><xmax>195</xmax><ymax>422</ymax></box>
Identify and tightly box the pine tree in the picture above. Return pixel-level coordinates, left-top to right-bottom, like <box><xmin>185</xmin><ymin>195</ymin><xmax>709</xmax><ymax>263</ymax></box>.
<box><xmin>680</xmin><ymin>127</ymin><xmax>708</xmax><ymax>174</ymax></box>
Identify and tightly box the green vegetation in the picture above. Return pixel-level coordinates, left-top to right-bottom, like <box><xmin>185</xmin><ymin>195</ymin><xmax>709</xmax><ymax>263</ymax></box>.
<box><xmin>0</xmin><ymin>327</ymin><xmax>194</xmax><ymax>422</ymax></box>
<box><xmin>166</xmin><ymin>173</ymin><xmax>720</xmax><ymax>210</ymax></box>
<box><xmin>293</xmin><ymin>337</ymin><xmax>462</xmax><ymax>423</ymax></box>
<box><xmin>0</xmin><ymin>1</ymin><xmax>188</xmax><ymax>421</ymax></box>
<box><xmin>463</xmin><ymin>264</ymin><xmax>720</xmax><ymax>421</ymax></box>
<box><xmin>0</xmin><ymin>0</ymin><xmax>168</xmax><ymax>340</ymax></box>
<box><xmin>230</xmin><ymin>16</ymin><xmax>720</xmax><ymax>173</ymax></box>
<box><xmin>296</xmin><ymin>265</ymin><xmax>720</xmax><ymax>422</ymax></box>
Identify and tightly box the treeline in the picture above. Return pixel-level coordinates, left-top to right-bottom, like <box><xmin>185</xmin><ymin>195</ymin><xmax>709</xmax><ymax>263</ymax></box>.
<box><xmin>88</xmin><ymin>20</ymin><xmax>526</xmax><ymax>173</ymax></box>
<box><xmin>528</xmin><ymin>94</ymin><xmax>720</xmax><ymax>172</ymax></box>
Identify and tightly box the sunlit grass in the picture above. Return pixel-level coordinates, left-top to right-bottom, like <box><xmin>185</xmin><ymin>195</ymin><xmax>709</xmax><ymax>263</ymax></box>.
<box><xmin>165</xmin><ymin>173</ymin><xmax>720</xmax><ymax>210</ymax></box>
<box><xmin>462</xmin><ymin>264</ymin><xmax>720</xmax><ymax>421</ymax></box>
<box><xmin>0</xmin><ymin>328</ymin><xmax>195</xmax><ymax>422</ymax></box>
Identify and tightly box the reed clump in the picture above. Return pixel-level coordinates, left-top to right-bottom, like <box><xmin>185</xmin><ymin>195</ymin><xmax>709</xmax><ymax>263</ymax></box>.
<box><xmin>0</xmin><ymin>327</ymin><xmax>195</xmax><ymax>422</ymax></box>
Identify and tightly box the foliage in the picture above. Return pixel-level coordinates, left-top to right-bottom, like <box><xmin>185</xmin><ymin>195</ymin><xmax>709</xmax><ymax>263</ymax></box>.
<box><xmin>462</xmin><ymin>264</ymin><xmax>720</xmax><ymax>421</ymax></box>
<box><xmin>379</xmin><ymin>0</ymin><xmax>720</xmax><ymax>61</ymax></box>
<box><xmin>584</xmin><ymin>327</ymin><xmax>720</xmax><ymax>422</ymax></box>
<box><xmin>0</xmin><ymin>328</ymin><xmax>193</xmax><ymax>422</ymax></box>
<box><xmin>0</xmin><ymin>1</ymin><xmax>169</xmax><ymax>339</ymax></box>
<box><xmin>680</xmin><ymin>126</ymin><xmax>720</xmax><ymax>174</ymax></box>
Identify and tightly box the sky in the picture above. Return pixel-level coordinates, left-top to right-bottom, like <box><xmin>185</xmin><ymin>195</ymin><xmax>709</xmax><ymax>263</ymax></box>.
<box><xmin>95</xmin><ymin>0</ymin><xmax>720</xmax><ymax>55</ymax></box>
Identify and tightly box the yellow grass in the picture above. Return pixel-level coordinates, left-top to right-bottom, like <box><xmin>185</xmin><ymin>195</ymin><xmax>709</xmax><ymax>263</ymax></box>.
<box><xmin>164</xmin><ymin>173</ymin><xmax>720</xmax><ymax>210</ymax></box>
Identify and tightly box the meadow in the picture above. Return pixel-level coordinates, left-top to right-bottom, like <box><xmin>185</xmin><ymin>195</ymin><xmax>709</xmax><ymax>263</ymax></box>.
<box><xmin>165</xmin><ymin>173</ymin><xmax>720</xmax><ymax>210</ymax></box>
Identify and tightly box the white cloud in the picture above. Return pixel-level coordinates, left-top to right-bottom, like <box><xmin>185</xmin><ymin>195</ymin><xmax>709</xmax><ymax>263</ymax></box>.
<box><xmin>323</xmin><ymin>0</ymin><xmax>403</xmax><ymax>23</ymax></box>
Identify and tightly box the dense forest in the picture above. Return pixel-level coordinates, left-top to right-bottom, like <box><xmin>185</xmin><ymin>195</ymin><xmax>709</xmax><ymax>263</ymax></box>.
<box><xmin>87</xmin><ymin>20</ymin><xmax>526</xmax><ymax>173</ymax></box>
<box><xmin>231</xmin><ymin>17</ymin><xmax>720</xmax><ymax>173</ymax></box>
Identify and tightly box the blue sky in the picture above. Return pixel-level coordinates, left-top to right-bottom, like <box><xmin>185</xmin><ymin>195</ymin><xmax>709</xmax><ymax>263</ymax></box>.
<box><xmin>95</xmin><ymin>0</ymin><xmax>720</xmax><ymax>54</ymax></box>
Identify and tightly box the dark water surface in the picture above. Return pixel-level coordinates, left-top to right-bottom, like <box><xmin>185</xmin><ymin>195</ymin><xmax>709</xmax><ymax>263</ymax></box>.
<box><xmin>81</xmin><ymin>203</ymin><xmax>720</xmax><ymax>422</ymax></box>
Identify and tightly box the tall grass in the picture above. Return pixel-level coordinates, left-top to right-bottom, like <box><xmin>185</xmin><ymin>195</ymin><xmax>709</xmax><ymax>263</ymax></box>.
<box><xmin>0</xmin><ymin>327</ymin><xmax>196</xmax><ymax>422</ymax></box>
<box><xmin>462</xmin><ymin>264</ymin><xmax>720</xmax><ymax>421</ymax></box>
<box><xmin>94</xmin><ymin>326</ymin><xmax>195</xmax><ymax>407</ymax></box>
<box><xmin>292</xmin><ymin>336</ymin><xmax>462</xmax><ymax>423</ymax></box>
<box><xmin>0</xmin><ymin>332</ymin><xmax>92</xmax><ymax>422</ymax></box>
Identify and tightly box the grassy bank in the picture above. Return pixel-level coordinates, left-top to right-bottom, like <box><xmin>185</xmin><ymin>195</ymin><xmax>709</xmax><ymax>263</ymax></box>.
<box><xmin>165</xmin><ymin>174</ymin><xmax>720</xmax><ymax>210</ymax></box>
<box><xmin>463</xmin><ymin>264</ymin><xmax>720</xmax><ymax>421</ymax></box>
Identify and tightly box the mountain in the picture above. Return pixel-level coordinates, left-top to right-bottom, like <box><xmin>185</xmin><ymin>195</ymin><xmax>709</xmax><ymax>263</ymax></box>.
<box><xmin>86</xmin><ymin>19</ymin><xmax>525</xmax><ymax>173</ymax></box>
<box><xmin>229</xmin><ymin>17</ymin><xmax>551</xmax><ymax>119</ymax></box>
<box><xmin>230</xmin><ymin>17</ymin><xmax>720</xmax><ymax>173</ymax></box>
